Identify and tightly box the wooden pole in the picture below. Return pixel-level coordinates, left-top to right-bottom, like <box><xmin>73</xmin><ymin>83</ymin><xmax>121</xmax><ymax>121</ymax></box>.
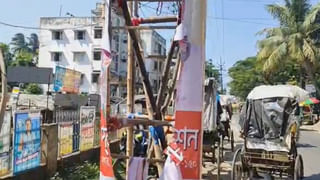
<box><xmin>0</xmin><ymin>50</ymin><xmax>7</xmax><ymax>131</ymax></box>
<box><xmin>161</xmin><ymin>56</ymin><xmax>180</xmax><ymax>115</ymax></box>
<box><xmin>112</xmin><ymin>25</ymin><xmax>177</xmax><ymax>30</ymax></box>
<box><xmin>127</xmin><ymin>0</ymin><xmax>180</xmax><ymax>2</ymax></box>
<box><xmin>120</xmin><ymin>0</ymin><xmax>158</xmax><ymax>118</ymax></box>
<box><xmin>156</xmin><ymin>41</ymin><xmax>178</xmax><ymax>118</ymax></box>
<box><xmin>138</xmin><ymin>16</ymin><xmax>178</xmax><ymax>24</ymax></box>
<box><xmin>126</xmin><ymin>1</ymin><xmax>134</xmax><ymax>180</ymax></box>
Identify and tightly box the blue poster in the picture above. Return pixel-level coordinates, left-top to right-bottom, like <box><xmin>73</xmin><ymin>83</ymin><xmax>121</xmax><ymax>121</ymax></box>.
<box><xmin>53</xmin><ymin>66</ymin><xmax>66</xmax><ymax>92</ymax></box>
<box><xmin>13</xmin><ymin>111</ymin><xmax>41</xmax><ymax>174</ymax></box>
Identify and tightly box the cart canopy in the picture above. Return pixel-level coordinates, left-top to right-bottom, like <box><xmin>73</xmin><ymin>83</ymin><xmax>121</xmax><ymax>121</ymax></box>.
<box><xmin>247</xmin><ymin>85</ymin><xmax>309</xmax><ymax>102</ymax></box>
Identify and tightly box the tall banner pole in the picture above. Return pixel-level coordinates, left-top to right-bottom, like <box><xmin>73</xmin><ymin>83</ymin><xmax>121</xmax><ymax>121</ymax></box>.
<box><xmin>99</xmin><ymin>0</ymin><xmax>115</xmax><ymax>179</ymax></box>
<box><xmin>174</xmin><ymin>0</ymin><xmax>207</xmax><ymax>179</ymax></box>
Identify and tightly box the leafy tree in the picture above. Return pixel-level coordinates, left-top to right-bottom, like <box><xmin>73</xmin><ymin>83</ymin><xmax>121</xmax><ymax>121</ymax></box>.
<box><xmin>229</xmin><ymin>57</ymin><xmax>264</xmax><ymax>100</ymax></box>
<box><xmin>229</xmin><ymin>56</ymin><xmax>300</xmax><ymax>100</ymax></box>
<box><xmin>257</xmin><ymin>0</ymin><xmax>320</xmax><ymax>93</ymax></box>
<box><xmin>205</xmin><ymin>60</ymin><xmax>220</xmax><ymax>81</ymax></box>
<box><xmin>25</xmin><ymin>83</ymin><xmax>43</xmax><ymax>94</ymax></box>
<box><xmin>0</xmin><ymin>43</ymin><xmax>13</xmax><ymax>67</ymax></box>
<box><xmin>11</xmin><ymin>50</ymin><xmax>35</xmax><ymax>66</ymax></box>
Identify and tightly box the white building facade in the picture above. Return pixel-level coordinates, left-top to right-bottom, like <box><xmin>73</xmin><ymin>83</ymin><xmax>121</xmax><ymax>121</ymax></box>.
<box><xmin>38</xmin><ymin>4</ymin><xmax>166</xmax><ymax>96</ymax></box>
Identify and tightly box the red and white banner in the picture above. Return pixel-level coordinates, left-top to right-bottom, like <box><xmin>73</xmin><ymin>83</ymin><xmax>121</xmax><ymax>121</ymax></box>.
<box><xmin>174</xmin><ymin>0</ymin><xmax>207</xmax><ymax>179</ymax></box>
<box><xmin>100</xmin><ymin>0</ymin><xmax>115</xmax><ymax>179</ymax></box>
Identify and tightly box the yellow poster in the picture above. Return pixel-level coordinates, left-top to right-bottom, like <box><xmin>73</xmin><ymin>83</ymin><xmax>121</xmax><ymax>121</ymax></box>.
<box><xmin>80</xmin><ymin>106</ymin><xmax>96</xmax><ymax>151</ymax></box>
<box><xmin>59</xmin><ymin>122</ymin><xmax>73</xmax><ymax>156</ymax></box>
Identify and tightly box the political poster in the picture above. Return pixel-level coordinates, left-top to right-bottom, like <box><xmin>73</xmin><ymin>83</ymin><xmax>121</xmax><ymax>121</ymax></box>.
<box><xmin>80</xmin><ymin>106</ymin><xmax>96</xmax><ymax>151</ymax></box>
<box><xmin>13</xmin><ymin>111</ymin><xmax>41</xmax><ymax>174</ymax></box>
<box><xmin>0</xmin><ymin>111</ymin><xmax>12</xmax><ymax>176</ymax></box>
<box><xmin>174</xmin><ymin>0</ymin><xmax>206</xmax><ymax>179</ymax></box>
<box><xmin>54</xmin><ymin>66</ymin><xmax>82</xmax><ymax>94</ymax></box>
<box><xmin>59</xmin><ymin>122</ymin><xmax>73</xmax><ymax>156</ymax></box>
<box><xmin>0</xmin><ymin>152</ymin><xmax>10</xmax><ymax>176</ymax></box>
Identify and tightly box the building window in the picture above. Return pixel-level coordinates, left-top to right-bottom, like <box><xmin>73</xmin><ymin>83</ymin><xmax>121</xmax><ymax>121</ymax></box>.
<box><xmin>51</xmin><ymin>52</ymin><xmax>62</xmax><ymax>62</ymax></box>
<box><xmin>159</xmin><ymin>62</ymin><xmax>162</xmax><ymax>72</ymax></box>
<box><xmin>73</xmin><ymin>52</ymin><xmax>86</xmax><ymax>62</ymax></box>
<box><xmin>75</xmin><ymin>30</ymin><xmax>85</xmax><ymax>40</ymax></box>
<box><xmin>52</xmin><ymin>30</ymin><xmax>63</xmax><ymax>40</ymax></box>
<box><xmin>92</xmin><ymin>72</ymin><xmax>100</xmax><ymax>83</ymax></box>
<box><xmin>94</xmin><ymin>27</ymin><xmax>102</xmax><ymax>39</ymax></box>
<box><xmin>93</xmin><ymin>49</ymin><xmax>101</xmax><ymax>61</ymax></box>
<box><xmin>153</xmin><ymin>61</ymin><xmax>158</xmax><ymax>70</ymax></box>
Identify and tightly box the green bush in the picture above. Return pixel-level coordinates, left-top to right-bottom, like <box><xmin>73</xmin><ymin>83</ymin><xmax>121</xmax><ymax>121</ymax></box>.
<box><xmin>51</xmin><ymin>161</ymin><xmax>99</xmax><ymax>180</ymax></box>
<box><xmin>25</xmin><ymin>83</ymin><xmax>43</xmax><ymax>94</ymax></box>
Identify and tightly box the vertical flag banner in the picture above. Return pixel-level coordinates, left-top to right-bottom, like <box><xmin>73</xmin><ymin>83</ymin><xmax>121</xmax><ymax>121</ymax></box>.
<box><xmin>80</xmin><ymin>106</ymin><xmax>96</xmax><ymax>151</ymax></box>
<box><xmin>0</xmin><ymin>111</ymin><xmax>11</xmax><ymax>176</ymax></box>
<box><xmin>100</xmin><ymin>0</ymin><xmax>115</xmax><ymax>179</ymax></box>
<box><xmin>174</xmin><ymin>0</ymin><xmax>207</xmax><ymax>179</ymax></box>
<box><xmin>13</xmin><ymin>111</ymin><xmax>41</xmax><ymax>174</ymax></box>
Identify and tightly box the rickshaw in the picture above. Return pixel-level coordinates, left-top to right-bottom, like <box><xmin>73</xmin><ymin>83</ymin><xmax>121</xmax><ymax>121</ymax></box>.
<box><xmin>202</xmin><ymin>78</ymin><xmax>234</xmax><ymax>179</ymax></box>
<box><xmin>232</xmin><ymin>85</ymin><xmax>308</xmax><ymax>180</ymax></box>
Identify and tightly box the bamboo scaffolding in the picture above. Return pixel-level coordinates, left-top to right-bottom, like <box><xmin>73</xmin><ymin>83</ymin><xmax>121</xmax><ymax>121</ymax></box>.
<box><xmin>112</xmin><ymin>25</ymin><xmax>176</xmax><ymax>30</ymax></box>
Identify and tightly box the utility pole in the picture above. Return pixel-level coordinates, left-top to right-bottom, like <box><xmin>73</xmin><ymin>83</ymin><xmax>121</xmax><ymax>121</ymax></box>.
<box><xmin>218</xmin><ymin>57</ymin><xmax>225</xmax><ymax>93</ymax></box>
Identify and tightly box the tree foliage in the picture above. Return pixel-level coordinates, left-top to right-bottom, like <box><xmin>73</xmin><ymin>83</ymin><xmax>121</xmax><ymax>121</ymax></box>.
<box><xmin>257</xmin><ymin>0</ymin><xmax>320</xmax><ymax>93</ymax></box>
<box><xmin>205</xmin><ymin>60</ymin><xmax>220</xmax><ymax>81</ymax></box>
<box><xmin>229</xmin><ymin>56</ymin><xmax>300</xmax><ymax>100</ymax></box>
<box><xmin>25</xmin><ymin>83</ymin><xmax>43</xmax><ymax>94</ymax></box>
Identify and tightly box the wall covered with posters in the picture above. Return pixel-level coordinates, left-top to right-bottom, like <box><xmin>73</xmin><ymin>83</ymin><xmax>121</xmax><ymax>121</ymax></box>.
<box><xmin>80</xmin><ymin>106</ymin><xmax>96</xmax><ymax>151</ymax></box>
<box><xmin>56</xmin><ymin>110</ymin><xmax>80</xmax><ymax>156</ymax></box>
<box><xmin>0</xmin><ymin>112</ymin><xmax>12</xmax><ymax>176</ymax></box>
<box><xmin>13</xmin><ymin>111</ymin><xmax>41</xmax><ymax>174</ymax></box>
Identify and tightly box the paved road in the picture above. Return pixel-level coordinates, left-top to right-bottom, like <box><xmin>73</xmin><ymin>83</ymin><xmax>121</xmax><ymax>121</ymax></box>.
<box><xmin>298</xmin><ymin>130</ymin><xmax>320</xmax><ymax>179</ymax></box>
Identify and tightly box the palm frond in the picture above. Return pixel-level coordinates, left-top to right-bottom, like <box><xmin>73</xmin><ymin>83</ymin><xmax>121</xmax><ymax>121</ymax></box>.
<box><xmin>303</xmin><ymin>39</ymin><xmax>316</xmax><ymax>63</ymax></box>
<box><xmin>263</xmin><ymin>43</ymin><xmax>288</xmax><ymax>73</ymax></box>
<box><xmin>267</xmin><ymin>4</ymin><xmax>293</xmax><ymax>26</ymax></box>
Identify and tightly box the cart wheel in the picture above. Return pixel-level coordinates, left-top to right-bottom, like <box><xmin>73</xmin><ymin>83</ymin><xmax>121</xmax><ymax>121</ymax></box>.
<box><xmin>231</xmin><ymin>148</ymin><xmax>243</xmax><ymax>180</ymax></box>
<box><xmin>230</xmin><ymin>131</ymin><xmax>234</xmax><ymax>152</ymax></box>
<box><xmin>220</xmin><ymin>135</ymin><xmax>224</xmax><ymax>160</ymax></box>
<box><xmin>217</xmin><ymin>141</ymin><xmax>221</xmax><ymax>180</ymax></box>
<box><xmin>294</xmin><ymin>154</ymin><xmax>304</xmax><ymax>180</ymax></box>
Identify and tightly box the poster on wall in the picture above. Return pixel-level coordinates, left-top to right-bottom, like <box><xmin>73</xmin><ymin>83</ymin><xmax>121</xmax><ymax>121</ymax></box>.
<box><xmin>0</xmin><ymin>111</ymin><xmax>12</xmax><ymax>176</ymax></box>
<box><xmin>80</xmin><ymin>106</ymin><xmax>96</xmax><ymax>151</ymax></box>
<box><xmin>59</xmin><ymin>122</ymin><xmax>73</xmax><ymax>156</ymax></box>
<box><xmin>0</xmin><ymin>152</ymin><xmax>10</xmax><ymax>176</ymax></box>
<box><xmin>13</xmin><ymin>111</ymin><xmax>41</xmax><ymax>174</ymax></box>
<box><xmin>54</xmin><ymin>66</ymin><xmax>82</xmax><ymax>94</ymax></box>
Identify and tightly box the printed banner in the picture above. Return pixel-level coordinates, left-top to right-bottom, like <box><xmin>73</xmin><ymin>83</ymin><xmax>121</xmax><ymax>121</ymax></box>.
<box><xmin>0</xmin><ymin>111</ymin><xmax>12</xmax><ymax>176</ymax></box>
<box><xmin>100</xmin><ymin>0</ymin><xmax>115</xmax><ymax>179</ymax></box>
<box><xmin>94</xmin><ymin>118</ymin><xmax>100</xmax><ymax>147</ymax></box>
<box><xmin>13</xmin><ymin>111</ymin><xmax>41</xmax><ymax>174</ymax></box>
<box><xmin>174</xmin><ymin>0</ymin><xmax>206</xmax><ymax>179</ymax></box>
<box><xmin>59</xmin><ymin>122</ymin><xmax>73</xmax><ymax>156</ymax></box>
<box><xmin>80</xmin><ymin>106</ymin><xmax>96</xmax><ymax>151</ymax></box>
<box><xmin>54</xmin><ymin>66</ymin><xmax>82</xmax><ymax>94</ymax></box>
<box><xmin>0</xmin><ymin>152</ymin><xmax>10</xmax><ymax>176</ymax></box>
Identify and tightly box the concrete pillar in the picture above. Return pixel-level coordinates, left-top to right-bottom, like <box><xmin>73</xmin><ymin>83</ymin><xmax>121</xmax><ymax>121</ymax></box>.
<box><xmin>41</xmin><ymin>123</ymin><xmax>58</xmax><ymax>177</ymax></box>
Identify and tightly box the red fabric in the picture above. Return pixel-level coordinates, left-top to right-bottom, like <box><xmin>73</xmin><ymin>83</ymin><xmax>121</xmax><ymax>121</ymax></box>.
<box><xmin>118</xmin><ymin>0</ymin><xmax>122</xmax><ymax>8</ymax></box>
<box><xmin>131</xmin><ymin>18</ymin><xmax>143</xmax><ymax>26</ymax></box>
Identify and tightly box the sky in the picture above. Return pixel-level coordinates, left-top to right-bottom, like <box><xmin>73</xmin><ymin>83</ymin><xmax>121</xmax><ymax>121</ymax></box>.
<box><xmin>0</xmin><ymin>0</ymin><xmax>319</xmax><ymax>91</ymax></box>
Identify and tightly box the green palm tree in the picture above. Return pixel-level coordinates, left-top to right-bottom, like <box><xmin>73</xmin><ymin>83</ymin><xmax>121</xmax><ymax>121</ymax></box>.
<box><xmin>10</xmin><ymin>33</ymin><xmax>29</xmax><ymax>54</ymax></box>
<box><xmin>257</xmin><ymin>0</ymin><xmax>320</xmax><ymax>91</ymax></box>
<box><xmin>27</xmin><ymin>33</ymin><xmax>39</xmax><ymax>54</ymax></box>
